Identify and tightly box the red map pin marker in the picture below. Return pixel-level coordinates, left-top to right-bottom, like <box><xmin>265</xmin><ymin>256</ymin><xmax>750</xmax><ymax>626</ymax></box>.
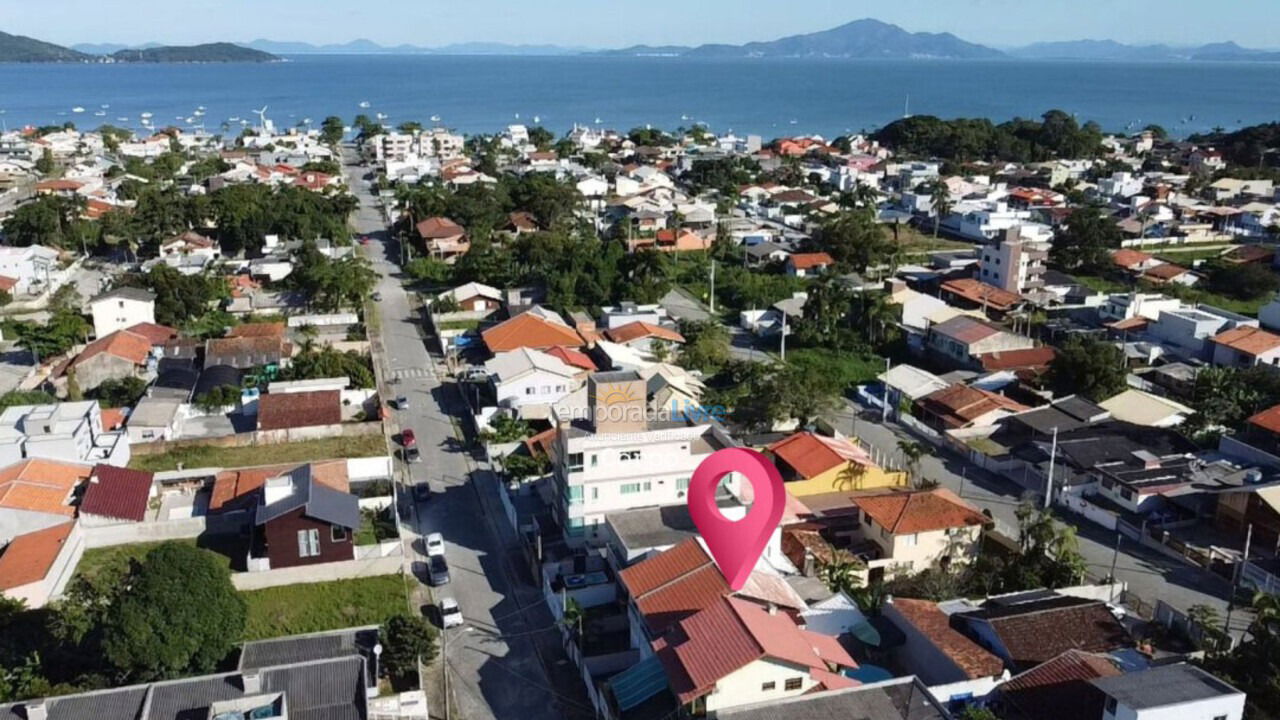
<box><xmin>687</xmin><ymin>447</ymin><xmax>786</xmax><ymax>591</ymax></box>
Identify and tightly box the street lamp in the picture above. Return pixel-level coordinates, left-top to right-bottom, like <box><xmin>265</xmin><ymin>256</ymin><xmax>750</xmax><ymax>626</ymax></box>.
<box><xmin>372</xmin><ymin>642</ymin><xmax>383</xmax><ymax>684</ymax></box>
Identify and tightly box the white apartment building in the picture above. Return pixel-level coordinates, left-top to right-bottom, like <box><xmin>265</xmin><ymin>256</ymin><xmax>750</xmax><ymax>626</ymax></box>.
<box><xmin>977</xmin><ymin>230</ymin><xmax>1049</xmax><ymax>293</ymax></box>
<box><xmin>89</xmin><ymin>286</ymin><xmax>157</xmax><ymax>339</ymax></box>
<box><xmin>1099</xmin><ymin>293</ymin><xmax>1184</xmax><ymax>324</ymax></box>
<box><xmin>952</xmin><ymin>203</ymin><xmax>1053</xmax><ymax>244</ymax></box>
<box><xmin>550</xmin><ymin>371</ymin><xmax>736</xmax><ymax>545</ymax></box>
<box><xmin>1098</xmin><ymin>172</ymin><xmax>1145</xmax><ymax>199</ymax></box>
<box><xmin>0</xmin><ymin>401</ymin><xmax>131</xmax><ymax>467</ymax></box>
<box><xmin>0</xmin><ymin>245</ymin><xmax>58</xmax><ymax>297</ymax></box>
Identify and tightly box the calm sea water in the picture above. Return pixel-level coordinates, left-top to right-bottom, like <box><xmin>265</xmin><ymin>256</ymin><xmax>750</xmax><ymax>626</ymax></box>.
<box><xmin>1</xmin><ymin>55</ymin><xmax>1278</xmax><ymax>139</ymax></box>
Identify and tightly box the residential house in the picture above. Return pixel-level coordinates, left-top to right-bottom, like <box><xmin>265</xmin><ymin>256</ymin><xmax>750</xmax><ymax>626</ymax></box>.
<box><xmin>766</xmin><ymin>431</ymin><xmax>907</xmax><ymax>497</ymax></box>
<box><xmin>1214</xmin><ymin>480</ymin><xmax>1280</xmax><ymax>551</ymax></box>
<box><xmin>786</xmin><ymin>252</ymin><xmax>835</xmax><ymax>277</ymax></box>
<box><xmin>125</xmin><ymin>397</ymin><xmax>186</xmax><ymax>443</ymax></box>
<box><xmin>78</xmin><ymin>465</ymin><xmax>156</xmax><ymax>525</ymax></box>
<box><xmin>481</xmin><ymin>310</ymin><xmax>583</xmax><ymax>355</ymax></box>
<box><xmin>549</xmin><ymin>372</ymin><xmax>736</xmax><ymax>543</ymax></box>
<box><xmin>437</xmin><ymin>281</ymin><xmax>503</xmax><ymax>313</ymax></box>
<box><xmin>881</xmin><ymin>597</ymin><xmax>1007</xmax><ymax>705</ymax></box>
<box><xmin>604</xmin><ymin>322</ymin><xmax>685</xmax><ymax>355</ymax></box>
<box><xmin>209</xmin><ymin>460</ymin><xmax>350</xmax><ymax>515</ymax></box>
<box><xmin>1091</xmin><ymin>663</ymin><xmax>1244</xmax><ymax>720</ymax></box>
<box><xmin>651</xmin><ymin>595</ymin><xmax>857</xmax><ymax>717</ymax></box>
<box><xmin>0</xmin><ymin>521</ymin><xmax>84</xmax><ymax>608</ymax></box>
<box><xmin>89</xmin><ymin>287</ymin><xmax>157</xmax><ymax>339</ymax></box>
<box><xmin>995</xmin><ymin>649</ymin><xmax>1122</xmax><ymax>720</ymax></box>
<box><xmin>1098</xmin><ymin>293</ymin><xmax>1182</xmax><ymax>325</ymax></box>
<box><xmin>1140</xmin><ymin>263</ymin><xmax>1199</xmax><ymax>287</ymax></box>
<box><xmin>0</xmin><ymin>401</ymin><xmax>130</xmax><ymax>467</ymax></box>
<box><xmin>1147</xmin><ymin>305</ymin><xmax>1257</xmax><ymax>362</ymax></box>
<box><xmin>416</xmin><ymin>216</ymin><xmax>470</xmax><ymax>262</ymax></box>
<box><xmin>1212</xmin><ymin>326</ymin><xmax>1280</xmax><ymax>368</ymax></box>
<box><xmin>925</xmin><ymin>316</ymin><xmax>1036</xmax><ymax>371</ymax></box>
<box><xmin>157</xmin><ymin>230</ymin><xmax>220</xmax><ymax>273</ymax></box>
<box><xmin>0</xmin><ymin>245</ymin><xmax>57</xmax><ymax>298</ymax></box>
<box><xmin>951</xmin><ymin>595</ymin><xmax>1133</xmax><ymax>674</ymax></box>
<box><xmin>205</xmin><ymin>334</ymin><xmax>292</xmax><ymax>370</ymax></box>
<box><xmin>915</xmin><ymin>384</ymin><xmax>1029</xmax><ymax>431</ymax></box>
<box><xmin>0</xmin><ymin>459</ymin><xmax>92</xmax><ymax>542</ymax></box>
<box><xmin>251</xmin><ymin>465</ymin><xmax>360</xmax><ymax>570</ymax></box>
<box><xmin>655</xmin><ymin>228</ymin><xmax>712</xmax><ymax>253</ymax></box>
<box><xmin>485</xmin><ymin>347</ymin><xmax>586</xmax><ymax>413</ymax></box>
<box><xmin>940</xmin><ymin>278</ymin><xmax>1024</xmax><ymax>318</ymax></box>
<box><xmin>879</xmin><ymin>364</ymin><xmax>951</xmax><ymax>418</ymax></box>
<box><xmin>65</xmin><ymin>327</ymin><xmax>155</xmax><ymax>391</ymax></box>
<box><xmin>1111</xmin><ymin>249</ymin><xmax>1161</xmax><ymax>273</ymax></box>
<box><xmin>1097</xmin><ymin>389</ymin><xmax>1193</xmax><ymax>428</ymax></box>
<box><xmin>853</xmin><ymin>488</ymin><xmax>988</xmax><ymax>579</ymax></box>
<box><xmin>258</xmin><ymin>391</ymin><xmax>342</xmax><ymax>432</ymax></box>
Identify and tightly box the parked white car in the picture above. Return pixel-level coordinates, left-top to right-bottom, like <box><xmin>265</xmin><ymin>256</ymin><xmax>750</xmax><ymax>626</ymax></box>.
<box><xmin>440</xmin><ymin>597</ymin><xmax>463</xmax><ymax>629</ymax></box>
<box><xmin>425</xmin><ymin>532</ymin><xmax>445</xmax><ymax>557</ymax></box>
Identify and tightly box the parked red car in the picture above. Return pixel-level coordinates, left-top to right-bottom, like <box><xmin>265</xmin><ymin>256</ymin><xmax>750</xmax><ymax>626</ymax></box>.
<box><xmin>401</xmin><ymin>429</ymin><xmax>417</xmax><ymax>447</ymax></box>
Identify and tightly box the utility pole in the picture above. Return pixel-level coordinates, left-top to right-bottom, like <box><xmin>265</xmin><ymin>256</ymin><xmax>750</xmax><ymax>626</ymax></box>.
<box><xmin>709</xmin><ymin>260</ymin><xmax>716</xmax><ymax>314</ymax></box>
<box><xmin>1044</xmin><ymin>427</ymin><xmax>1058</xmax><ymax>510</ymax></box>
<box><xmin>1109</xmin><ymin>529</ymin><xmax>1122</xmax><ymax>604</ymax></box>
<box><xmin>882</xmin><ymin>357</ymin><xmax>891</xmax><ymax>423</ymax></box>
<box><xmin>780</xmin><ymin>311</ymin><xmax>787</xmax><ymax>361</ymax></box>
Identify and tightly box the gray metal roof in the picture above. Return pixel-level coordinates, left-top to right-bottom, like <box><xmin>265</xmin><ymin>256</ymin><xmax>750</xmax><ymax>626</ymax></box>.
<box><xmin>0</xmin><ymin>656</ymin><xmax>366</xmax><ymax>720</ymax></box>
<box><xmin>255</xmin><ymin>466</ymin><xmax>360</xmax><ymax>530</ymax></box>
<box><xmin>92</xmin><ymin>286</ymin><xmax>157</xmax><ymax>304</ymax></box>
<box><xmin>717</xmin><ymin>677</ymin><xmax>951</xmax><ymax>720</ymax></box>
<box><xmin>1089</xmin><ymin>663</ymin><xmax>1242</xmax><ymax>710</ymax></box>
<box><xmin>239</xmin><ymin>627</ymin><xmax>378</xmax><ymax>671</ymax></box>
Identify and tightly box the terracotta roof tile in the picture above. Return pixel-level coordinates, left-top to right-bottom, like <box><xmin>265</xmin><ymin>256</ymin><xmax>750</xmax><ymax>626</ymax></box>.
<box><xmin>100</xmin><ymin>407</ymin><xmax>126</xmax><ymax>431</ymax></box>
<box><xmin>481</xmin><ymin>313</ymin><xmax>583</xmax><ymax>354</ymax></box>
<box><xmin>545</xmin><ymin>346</ymin><xmax>597</xmax><ymax>371</ymax></box>
<box><xmin>1111</xmin><ymin>249</ymin><xmax>1154</xmax><ymax>269</ymax></box>
<box><xmin>228</xmin><ymin>322</ymin><xmax>286</xmax><ymax>339</ymax></box>
<box><xmin>122</xmin><ymin>323</ymin><xmax>178</xmax><ymax>346</ymax></box>
<box><xmin>932</xmin><ymin>315</ymin><xmax>1002</xmax><ymax>345</ymax></box>
<box><xmin>767</xmin><ymin>431</ymin><xmax>875</xmax><ymax>480</ymax></box>
<box><xmin>73</xmin><ymin>329</ymin><xmax>152</xmax><ymax>368</ymax></box>
<box><xmin>1248</xmin><ymin>403</ymin><xmax>1280</xmax><ymax>435</ymax></box>
<box><xmin>890</xmin><ymin>598</ymin><xmax>1004</xmax><ymax>679</ymax></box>
<box><xmin>941</xmin><ymin>278</ymin><xmax>1022</xmax><ymax>311</ymax></box>
<box><xmin>604</xmin><ymin>321</ymin><xmax>685</xmax><ymax>345</ymax></box>
<box><xmin>210</xmin><ymin>460</ymin><xmax>348</xmax><ymax>511</ymax></box>
<box><xmin>976</xmin><ymin>347</ymin><xmax>1057</xmax><ymax>372</ymax></box>
<box><xmin>854</xmin><ymin>488</ymin><xmax>988</xmax><ymax>535</ymax></box>
<box><xmin>258</xmin><ymin>390</ymin><xmax>341</xmax><ymax>431</ymax></box>
<box><xmin>0</xmin><ymin>460</ymin><xmax>92</xmax><ymax>516</ymax></box>
<box><xmin>79</xmin><ymin>465</ymin><xmax>154</xmax><ymax>522</ymax></box>
<box><xmin>1213</xmin><ymin>326</ymin><xmax>1280</xmax><ymax>357</ymax></box>
<box><xmin>789</xmin><ymin>252</ymin><xmax>835</xmax><ymax>270</ymax></box>
<box><xmin>416</xmin><ymin>216</ymin><xmax>465</xmax><ymax>239</ymax></box>
<box><xmin>1000</xmin><ymin>650</ymin><xmax>1121</xmax><ymax>720</ymax></box>
<box><xmin>979</xmin><ymin>599</ymin><xmax>1132</xmax><ymax>671</ymax></box>
<box><xmin>918</xmin><ymin>384</ymin><xmax>1029</xmax><ymax>427</ymax></box>
<box><xmin>0</xmin><ymin>522</ymin><xmax>76</xmax><ymax>590</ymax></box>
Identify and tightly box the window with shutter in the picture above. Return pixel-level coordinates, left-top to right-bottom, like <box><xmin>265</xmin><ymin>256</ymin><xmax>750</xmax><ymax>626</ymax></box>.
<box><xmin>297</xmin><ymin>530</ymin><xmax>309</xmax><ymax>557</ymax></box>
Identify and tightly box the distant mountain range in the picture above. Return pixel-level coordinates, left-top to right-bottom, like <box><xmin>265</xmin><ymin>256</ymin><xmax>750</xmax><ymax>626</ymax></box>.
<box><xmin>599</xmin><ymin>19</ymin><xmax>1002</xmax><ymax>59</ymax></box>
<box><xmin>1008</xmin><ymin>39</ymin><xmax>1280</xmax><ymax>62</ymax></box>
<box><xmin>240</xmin><ymin>38</ymin><xmax>592</xmax><ymax>56</ymax></box>
<box><xmin>0</xmin><ymin>31</ymin><xmax>279</xmax><ymax>62</ymax></box>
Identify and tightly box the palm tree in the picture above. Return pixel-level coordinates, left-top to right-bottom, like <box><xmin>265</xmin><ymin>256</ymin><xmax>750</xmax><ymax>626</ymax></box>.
<box><xmin>561</xmin><ymin>596</ymin><xmax>584</xmax><ymax>648</ymax></box>
<box><xmin>928</xmin><ymin>180</ymin><xmax>953</xmax><ymax>238</ymax></box>
<box><xmin>817</xmin><ymin>549</ymin><xmax>865</xmax><ymax>597</ymax></box>
<box><xmin>897</xmin><ymin>440</ymin><xmax>927</xmax><ymax>487</ymax></box>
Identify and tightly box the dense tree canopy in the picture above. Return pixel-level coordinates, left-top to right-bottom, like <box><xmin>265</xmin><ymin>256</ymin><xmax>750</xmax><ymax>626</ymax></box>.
<box><xmin>1046</xmin><ymin>337</ymin><xmax>1127</xmax><ymax>402</ymax></box>
<box><xmin>873</xmin><ymin>110</ymin><xmax>1106</xmax><ymax>163</ymax></box>
<box><xmin>1049</xmin><ymin>205</ymin><xmax>1123</xmax><ymax>272</ymax></box>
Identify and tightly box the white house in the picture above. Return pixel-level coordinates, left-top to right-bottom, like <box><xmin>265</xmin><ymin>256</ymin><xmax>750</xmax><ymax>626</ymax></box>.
<box><xmin>485</xmin><ymin>348</ymin><xmax>585</xmax><ymax>413</ymax></box>
<box><xmin>89</xmin><ymin>287</ymin><xmax>157</xmax><ymax>339</ymax></box>
<box><xmin>0</xmin><ymin>521</ymin><xmax>85</xmax><ymax>608</ymax></box>
<box><xmin>0</xmin><ymin>245</ymin><xmax>58</xmax><ymax>298</ymax></box>
<box><xmin>1091</xmin><ymin>664</ymin><xmax>1244</xmax><ymax>720</ymax></box>
<box><xmin>0</xmin><ymin>401</ymin><xmax>131</xmax><ymax>468</ymax></box>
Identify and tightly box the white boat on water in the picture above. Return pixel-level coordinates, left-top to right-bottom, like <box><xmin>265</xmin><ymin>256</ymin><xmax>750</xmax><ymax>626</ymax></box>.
<box><xmin>94</xmin><ymin>111</ymin><xmax>106</xmax><ymax>117</ymax></box>
<box><xmin>533</xmin><ymin>115</ymin><xmax>540</xmax><ymax>123</ymax></box>
<box><xmin>430</xmin><ymin>115</ymin><xmax>441</xmax><ymax>123</ymax></box>
<box><xmin>140</xmin><ymin>112</ymin><xmax>153</xmax><ymax>119</ymax></box>
<box><xmin>100</xmin><ymin>104</ymin><xmax>109</xmax><ymax>109</ymax></box>
<box><xmin>193</xmin><ymin>110</ymin><xmax>205</xmax><ymax>117</ymax></box>
<box><xmin>358</xmin><ymin>101</ymin><xmax>371</xmax><ymax>108</ymax></box>
<box><xmin>228</xmin><ymin>116</ymin><xmax>240</xmax><ymax>122</ymax></box>
<box><xmin>72</xmin><ymin>107</ymin><xmax>85</xmax><ymax>113</ymax></box>
<box><xmin>117</xmin><ymin>117</ymin><xmax>129</xmax><ymax>122</ymax></box>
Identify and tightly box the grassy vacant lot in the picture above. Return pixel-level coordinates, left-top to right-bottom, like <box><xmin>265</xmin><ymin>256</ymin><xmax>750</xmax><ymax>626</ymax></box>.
<box><xmin>787</xmin><ymin>347</ymin><xmax>887</xmax><ymax>390</ymax></box>
<box><xmin>893</xmin><ymin>224</ymin><xmax>973</xmax><ymax>256</ymax></box>
<box><xmin>76</xmin><ymin>539</ymin><xmax>234</xmax><ymax>583</ymax></box>
<box><xmin>241</xmin><ymin>574</ymin><xmax>410</xmax><ymax>640</ymax></box>
<box><xmin>129</xmin><ymin>434</ymin><xmax>388</xmax><ymax>472</ymax></box>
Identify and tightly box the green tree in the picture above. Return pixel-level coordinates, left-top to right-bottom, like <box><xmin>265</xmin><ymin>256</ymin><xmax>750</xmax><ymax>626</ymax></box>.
<box><xmin>0</xmin><ymin>390</ymin><xmax>56</xmax><ymax>410</ymax></box>
<box><xmin>1046</xmin><ymin>337</ymin><xmax>1127</xmax><ymax>402</ymax></box>
<box><xmin>101</xmin><ymin>543</ymin><xmax>245</xmax><ymax>681</ymax></box>
<box><xmin>817</xmin><ymin>210</ymin><xmax>892</xmax><ymax>273</ymax></box>
<box><xmin>380</xmin><ymin>614</ymin><xmax>437</xmax><ymax>689</ymax></box>
<box><xmin>1205</xmin><ymin>262</ymin><xmax>1280</xmax><ymax>301</ymax></box>
<box><xmin>1050</xmin><ymin>205</ymin><xmax>1122</xmax><ymax>272</ymax></box>
<box><xmin>320</xmin><ymin>116</ymin><xmax>345</xmax><ymax>145</ymax></box>
<box><xmin>677</xmin><ymin>320</ymin><xmax>731</xmax><ymax>374</ymax></box>
<box><xmin>897</xmin><ymin>440</ymin><xmax>927</xmax><ymax>486</ymax></box>
<box><xmin>195</xmin><ymin>385</ymin><xmax>241</xmax><ymax>413</ymax></box>
<box><xmin>35</xmin><ymin>148</ymin><xmax>54</xmax><ymax>175</ymax></box>
<box><xmin>928</xmin><ymin>180</ymin><xmax>953</xmax><ymax>237</ymax></box>
<box><xmin>817</xmin><ymin>549</ymin><xmax>865</xmax><ymax>597</ymax></box>
<box><xmin>480</xmin><ymin>414</ymin><xmax>532</xmax><ymax>443</ymax></box>
<box><xmin>280</xmin><ymin>347</ymin><xmax>375</xmax><ymax>389</ymax></box>
<box><xmin>88</xmin><ymin>377</ymin><xmax>150</xmax><ymax>409</ymax></box>
<box><xmin>527</xmin><ymin>126</ymin><xmax>555</xmax><ymax>151</ymax></box>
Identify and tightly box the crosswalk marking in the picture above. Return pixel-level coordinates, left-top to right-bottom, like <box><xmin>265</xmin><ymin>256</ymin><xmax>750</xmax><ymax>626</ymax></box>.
<box><xmin>390</xmin><ymin>367</ymin><xmax>434</xmax><ymax>380</ymax></box>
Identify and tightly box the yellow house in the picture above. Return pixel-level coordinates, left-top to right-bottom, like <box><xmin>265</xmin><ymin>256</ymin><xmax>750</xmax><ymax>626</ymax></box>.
<box><xmin>766</xmin><ymin>431</ymin><xmax>908</xmax><ymax>498</ymax></box>
<box><xmin>853</xmin><ymin>488</ymin><xmax>988</xmax><ymax>581</ymax></box>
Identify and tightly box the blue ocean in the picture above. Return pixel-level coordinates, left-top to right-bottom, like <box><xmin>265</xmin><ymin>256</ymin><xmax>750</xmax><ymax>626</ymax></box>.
<box><xmin>1</xmin><ymin>54</ymin><xmax>1278</xmax><ymax>138</ymax></box>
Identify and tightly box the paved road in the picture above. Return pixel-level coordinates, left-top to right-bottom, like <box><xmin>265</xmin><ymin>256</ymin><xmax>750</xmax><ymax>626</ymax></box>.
<box><xmin>343</xmin><ymin>148</ymin><xmax>593</xmax><ymax>720</ymax></box>
<box><xmin>825</xmin><ymin>399</ymin><xmax>1254</xmax><ymax>638</ymax></box>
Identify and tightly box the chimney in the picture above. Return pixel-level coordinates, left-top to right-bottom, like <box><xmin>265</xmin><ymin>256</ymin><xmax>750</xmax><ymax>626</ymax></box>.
<box><xmin>262</xmin><ymin>474</ymin><xmax>294</xmax><ymax>506</ymax></box>
<box><xmin>242</xmin><ymin>671</ymin><xmax>261</xmax><ymax>694</ymax></box>
<box><xmin>24</xmin><ymin>702</ymin><xmax>47</xmax><ymax>720</ymax></box>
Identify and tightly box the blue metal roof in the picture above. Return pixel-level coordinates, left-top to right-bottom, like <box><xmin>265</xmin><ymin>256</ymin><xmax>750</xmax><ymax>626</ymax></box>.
<box><xmin>608</xmin><ymin>655</ymin><xmax>667</xmax><ymax>712</ymax></box>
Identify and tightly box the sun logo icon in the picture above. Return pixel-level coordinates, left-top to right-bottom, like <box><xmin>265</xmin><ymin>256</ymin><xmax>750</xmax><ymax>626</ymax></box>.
<box><xmin>599</xmin><ymin>384</ymin><xmax>638</xmax><ymax>406</ymax></box>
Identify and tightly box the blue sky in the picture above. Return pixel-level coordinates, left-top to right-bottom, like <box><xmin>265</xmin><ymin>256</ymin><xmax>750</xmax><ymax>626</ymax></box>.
<box><xmin>4</xmin><ymin>0</ymin><xmax>1278</xmax><ymax>48</ymax></box>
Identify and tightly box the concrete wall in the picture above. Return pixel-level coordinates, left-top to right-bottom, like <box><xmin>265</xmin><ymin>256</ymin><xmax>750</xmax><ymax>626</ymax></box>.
<box><xmin>81</xmin><ymin>514</ymin><xmax>245</xmax><ymax>548</ymax></box>
<box><xmin>231</xmin><ymin>550</ymin><xmax>403</xmax><ymax>591</ymax></box>
<box><xmin>781</xmin><ymin>463</ymin><xmax>909</xmax><ymax>497</ymax></box>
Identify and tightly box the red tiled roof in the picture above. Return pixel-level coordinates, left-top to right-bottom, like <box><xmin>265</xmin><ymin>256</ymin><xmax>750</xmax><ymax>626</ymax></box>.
<box><xmin>228</xmin><ymin>322</ymin><xmax>286</xmax><ymax>339</ymax></box>
<box><xmin>0</xmin><ymin>276</ymin><xmax>17</xmax><ymax>292</ymax></box>
<box><xmin>854</xmin><ymin>488</ymin><xmax>988</xmax><ymax>535</ymax></box>
<box><xmin>0</xmin><ymin>460</ymin><xmax>93</xmax><ymax>516</ymax></box>
<box><xmin>941</xmin><ymin>278</ymin><xmax>1022</xmax><ymax>311</ymax></box>
<box><xmin>1248</xmin><ymin>404</ymin><xmax>1280</xmax><ymax>435</ymax></box>
<box><xmin>1111</xmin><ymin>249</ymin><xmax>1154</xmax><ymax>269</ymax></box>
<box><xmin>767</xmin><ymin>431</ymin><xmax>874</xmax><ymax>480</ymax></box>
<box><xmin>889</xmin><ymin>598</ymin><xmax>1004</xmax><ymax>679</ymax></box>
<box><xmin>0</xmin><ymin>522</ymin><xmax>75</xmax><ymax>591</ymax></box>
<box><xmin>1000</xmin><ymin>650</ymin><xmax>1121</xmax><ymax>720</ymax></box>
<box><xmin>1141</xmin><ymin>263</ymin><xmax>1190</xmax><ymax>281</ymax></box>
<box><xmin>507</xmin><ymin>211</ymin><xmax>539</xmax><ymax>231</ymax></box>
<box><xmin>210</xmin><ymin>460</ymin><xmax>348</xmax><ymax>511</ymax></box>
<box><xmin>481</xmin><ymin>312</ymin><xmax>583</xmax><ymax>354</ymax></box>
<box><xmin>416</xmin><ymin>216</ymin><xmax>465</xmax><ymax>240</ymax></box>
<box><xmin>985</xmin><ymin>600</ymin><xmax>1133</xmax><ymax>671</ymax></box>
<box><xmin>73</xmin><ymin>329</ymin><xmax>152</xmax><ymax>368</ymax></box>
<box><xmin>1213</xmin><ymin>326</ymin><xmax>1280</xmax><ymax>357</ymax></box>
<box><xmin>80</xmin><ymin>465</ymin><xmax>154</xmax><ymax>522</ymax></box>
<box><xmin>918</xmin><ymin>384</ymin><xmax>1029</xmax><ymax>427</ymax></box>
<box><xmin>975</xmin><ymin>347</ymin><xmax>1057</xmax><ymax>372</ymax></box>
<box><xmin>604</xmin><ymin>321</ymin><xmax>685</xmax><ymax>345</ymax></box>
<box><xmin>545</xmin><ymin>346</ymin><xmax>597</xmax><ymax>371</ymax></box>
<box><xmin>258</xmin><ymin>390</ymin><xmax>341</xmax><ymax>431</ymax></box>
<box><xmin>788</xmin><ymin>252</ymin><xmax>835</xmax><ymax>270</ymax></box>
<box><xmin>931</xmin><ymin>315</ymin><xmax>1002</xmax><ymax>345</ymax></box>
<box><xmin>655</xmin><ymin>596</ymin><xmax>855</xmax><ymax>704</ymax></box>
<box><xmin>100</xmin><ymin>408</ymin><xmax>126</xmax><ymax>431</ymax></box>
<box><xmin>1107</xmin><ymin>316</ymin><xmax>1150</xmax><ymax>332</ymax></box>
<box><xmin>122</xmin><ymin>322</ymin><xmax>178</xmax><ymax>346</ymax></box>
